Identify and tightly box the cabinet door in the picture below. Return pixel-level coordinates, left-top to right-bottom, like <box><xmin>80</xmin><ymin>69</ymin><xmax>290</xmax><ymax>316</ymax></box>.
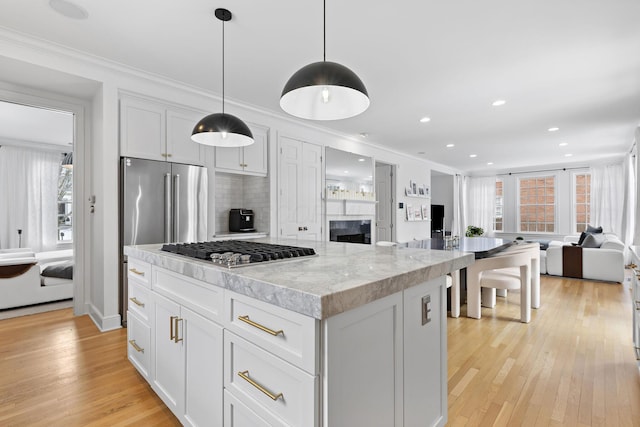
<box><xmin>166</xmin><ymin>108</ymin><xmax>203</xmax><ymax>165</ymax></box>
<box><xmin>324</xmin><ymin>292</ymin><xmax>403</xmax><ymax>427</ymax></box>
<box><xmin>215</xmin><ymin>146</ymin><xmax>244</xmax><ymax>173</ymax></box>
<box><xmin>153</xmin><ymin>293</ymin><xmax>185</xmax><ymax>415</ymax></box>
<box><xmin>403</xmin><ymin>278</ymin><xmax>447</xmax><ymax>427</ymax></box>
<box><xmin>278</xmin><ymin>137</ymin><xmax>322</xmax><ymax>241</ymax></box>
<box><xmin>182</xmin><ymin>306</ymin><xmax>224</xmax><ymax>427</ymax></box>
<box><xmin>120</xmin><ymin>96</ymin><xmax>166</xmax><ymax>161</ymax></box>
<box><xmin>242</xmin><ymin>127</ymin><xmax>268</xmax><ymax>176</ymax></box>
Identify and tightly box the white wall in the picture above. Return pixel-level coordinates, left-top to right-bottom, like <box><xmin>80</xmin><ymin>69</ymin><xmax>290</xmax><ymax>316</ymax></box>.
<box><xmin>431</xmin><ymin>174</ymin><xmax>454</xmax><ymax>233</ymax></box>
<box><xmin>0</xmin><ymin>28</ymin><xmax>462</xmax><ymax>329</ymax></box>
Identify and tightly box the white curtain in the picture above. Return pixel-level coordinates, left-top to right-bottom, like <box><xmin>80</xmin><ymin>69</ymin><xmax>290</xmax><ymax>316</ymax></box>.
<box><xmin>465</xmin><ymin>176</ymin><xmax>496</xmax><ymax>237</ymax></box>
<box><xmin>452</xmin><ymin>174</ymin><xmax>466</xmax><ymax>238</ymax></box>
<box><xmin>590</xmin><ymin>162</ymin><xmax>625</xmax><ymax>237</ymax></box>
<box><xmin>0</xmin><ymin>146</ymin><xmax>61</xmax><ymax>251</ymax></box>
<box><xmin>621</xmin><ymin>154</ymin><xmax>636</xmax><ymax>253</ymax></box>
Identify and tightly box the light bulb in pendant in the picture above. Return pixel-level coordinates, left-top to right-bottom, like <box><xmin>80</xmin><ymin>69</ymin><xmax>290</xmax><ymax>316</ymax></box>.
<box><xmin>221</xmin><ymin>131</ymin><xmax>228</xmax><ymax>139</ymax></box>
<box><xmin>321</xmin><ymin>87</ymin><xmax>330</xmax><ymax>104</ymax></box>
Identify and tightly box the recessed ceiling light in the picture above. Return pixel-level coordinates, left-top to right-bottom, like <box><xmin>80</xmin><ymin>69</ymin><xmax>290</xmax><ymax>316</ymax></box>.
<box><xmin>417</xmin><ymin>151</ymin><xmax>426</xmax><ymax>155</ymax></box>
<box><xmin>492</xmin><ymin>100</ymin><xmax>506</xmax><ymax>107</ymax></box>
<box><xmin>344</xmin><ymin>170</ymin><xmax>349</xmax><ymax>173</ymax></box>
<box><xmin>419</xmin><ymin>117</ymin><xmax>431</xmax><ymax>123</ymax></box>
<box><xmin>446</xmin><ymin>144</ymin><xmax>455</xmax><ymax>148</ymax></box>
<box><xmin>559</xmin><ymin>142</ymin><xmax>568</xmax><ymax>147</ymax></box>
<box><xmin>564</xmin><ymin>153</ymin><xmax>573</xmax><ymax>157</ymax></box>
<box><xmin>359</xmin><ymin>132</ymin><xmax>368</xmax><ymax>138</ymax></box>
<box><xmin>469</xmin><ymin>154</ymin><xmax>477</xmax><ymax>158</ymax></box>
<box><xmin>49</xmin><ymin>0</ymin><xmax>89</xmax><ymax>20</ymax></box>
<box><xmin>548</xmin><ymin>127</ymin><xmax>560</xmax><ymax>132</ymax></box>
<box><xmin>487</xmin><ymin>162</ymin><xmax>494</xmax><ymax>165</ymax></box>
<box><xmin>358</xmin><ymin>158</ymin><xmax>365</xmax><ymax>162</ymax></box>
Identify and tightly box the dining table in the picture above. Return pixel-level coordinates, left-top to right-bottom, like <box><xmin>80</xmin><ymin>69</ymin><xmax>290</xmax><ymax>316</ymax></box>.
<box><xmin>433</xmin><ymin>237</ymin><xmax>514</xmax><ymax>318</ymax></box>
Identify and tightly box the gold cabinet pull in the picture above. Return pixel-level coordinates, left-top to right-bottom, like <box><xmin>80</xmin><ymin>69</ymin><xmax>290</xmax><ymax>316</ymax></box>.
<box><xmin>129</xmin><ymin>268</ymin><xmax>145</xmax><ymax>276</ymax></box>
<box><xmin>238</xmin><ymin>370</ymin><xmax>283</xmax><ymax>401</ymax></box>
<box><xmin>129</xmin><ymin>339</ymin><xmax>144</xmax><ymax>353</ymax></box>
<box><xmin>636</xmin><ymin>347</ymin><xmax>640</xmax><ymax>361</ymax></box>
<box><xmin>166</xmin><ymin>153</ymin><xmax>172</xmax><ymax>157</ymax></box>
<box><xmin>129</xmin><ymin>297</ymin><xmax>145</xmax><ymax>307</ymax></box>
<box><xmin>170</xmin><ymin>316</ymin><xmax>183</xmax><ymax>343</ymax></box>
<box><xmin>238</xmin><ymin>315</ymin><xmax>283</xmax><ymax>336</ymax></box>
<box><xmin>635</xmin><ymin>301</ymin><xmax>640</xmax><ymax>311</ymax></box>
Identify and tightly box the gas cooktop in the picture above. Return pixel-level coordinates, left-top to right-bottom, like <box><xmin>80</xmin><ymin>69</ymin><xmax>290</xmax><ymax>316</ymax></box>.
<box><xmin>161</xmin><ymin>240</ymin><xmax>316</xmax><ymax>268</ymax></box>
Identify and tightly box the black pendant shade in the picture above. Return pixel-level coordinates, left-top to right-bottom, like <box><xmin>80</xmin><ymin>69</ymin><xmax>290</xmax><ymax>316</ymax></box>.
<box><xmin>280</xmin><ymin>61</ymin><xmax>370</xmax><ymax>120</ymax></box>
<box><xmin>191</xmin><ymin>8</ymin><xmax>254</xmax><ymax>147</ymax></box>
<box><xmin>191</xmin><ymin>112</ymin><xmax>253</xmax><ymax>147</ymax></box>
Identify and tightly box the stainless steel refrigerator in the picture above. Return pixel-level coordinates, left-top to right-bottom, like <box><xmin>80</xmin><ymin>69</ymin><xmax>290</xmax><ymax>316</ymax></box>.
<box><xmin>119</xmin><ymin>157</ymin><xmax>208</xmax><ymax>325</ymax></box>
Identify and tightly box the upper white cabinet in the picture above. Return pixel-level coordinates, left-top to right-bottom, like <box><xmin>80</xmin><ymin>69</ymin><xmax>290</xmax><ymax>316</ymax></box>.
<box><xmin>120</xmin><ymin>94</ymin><xmax>203</xmax><ymax>165</ymax></box>
<box><xmin>278</xmin><ymin>136</ymin><xmax>322</xmax><ymax>241</ymax></box>
<box><xmin>215</xmin><ymin>124</ymin><xmax>268</xmax><ymax>176</ymax></box>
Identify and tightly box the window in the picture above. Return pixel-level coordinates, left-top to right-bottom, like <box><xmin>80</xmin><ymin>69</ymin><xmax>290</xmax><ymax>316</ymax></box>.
<box><xmin>57</xmin><ymin>161</ymin><xmax>73</xmax><ymax>242</ymax></box>
<box><xmin>519</xmin><ymin>176</ymin><xmax>555</xmax><ymax>233</ymax></box>
<box><xmin>494</xmin><ymin>178</ymin><xmax>503</xmax><ymax>231</ymax></box>
<box><xmin>574</xmin><ymin>173</ymin><xmax>591</xmax><ymax>233</ymax></box>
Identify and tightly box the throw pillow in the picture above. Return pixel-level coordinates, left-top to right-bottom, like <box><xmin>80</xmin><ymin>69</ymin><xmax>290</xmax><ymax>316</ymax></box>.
<box><xmin>41</xmin><ymin>261</ymin><xmax>73</xmax><ymax>280</ymax></box>
<box><xmin>586</xmin><ymin>225</ymin><xmax>603</xmax><ymax>234</ymax></box>
<box><xmin>577</xmin><ymin>231</ymin><xmax>589</xmax><ymax>245</ymax></box>
<box><xmin>581</xmin><ymin>233</ymin><xmax>605</xmax><ymax>248</ymax></box>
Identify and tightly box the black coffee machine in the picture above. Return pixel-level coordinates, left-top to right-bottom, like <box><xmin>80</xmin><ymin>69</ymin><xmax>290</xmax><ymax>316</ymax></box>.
<box><xmin>229</xmin><ymin>209</ymin><xmax>255</xmax><ymax>232</ymax></box>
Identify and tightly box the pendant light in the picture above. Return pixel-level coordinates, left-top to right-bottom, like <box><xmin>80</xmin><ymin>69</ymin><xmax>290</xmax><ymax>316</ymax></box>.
<box><xmin>192</xmin><ymin>8</ymin><xmax>253</xmax><ymax>147</ymax></box>
<box><xmin>280</xmin><ymin>0</ymin><xmax>369</xmax><ymax>121</ymax></box>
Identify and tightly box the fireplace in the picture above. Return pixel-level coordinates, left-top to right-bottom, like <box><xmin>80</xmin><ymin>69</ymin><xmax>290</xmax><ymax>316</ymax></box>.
<box><xmin>329</xmin><ymin>220</ymin><xmax>371</xmax><ymax>245</ymax></box>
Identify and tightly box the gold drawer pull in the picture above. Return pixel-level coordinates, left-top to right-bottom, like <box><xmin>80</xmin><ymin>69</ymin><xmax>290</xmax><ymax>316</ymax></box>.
<box><xmin>238</xmin><ymin>315</ymin><xmax>283</xmax><ymax>336</ymax></box>
<box><xmin>636</xmin><ymin>347</ymin><xmax>640</xmax><ymax>361</ymax></box>
<box><xmin>129</xmin><ymin>297</ymin><xmax>145</xmax><ymax>307</ymax></box>
<box><xmin>129</xmin><ymin>339</ymin><xmax>144</xmax><ymax>353</ymax></box>
<box><xmin>129</xmin><ymin>268</ymin><xmax>145</xmax><ymax>276</ymax></box>
<box><xmin>238</xmin><ymin>370</ymin><xmax>283</xmax><ymax>401</ymax></box>
<box><xmin>635</xmin><ymin>301</ymin><xmax>640</xmax><ymax>311</ymax></box>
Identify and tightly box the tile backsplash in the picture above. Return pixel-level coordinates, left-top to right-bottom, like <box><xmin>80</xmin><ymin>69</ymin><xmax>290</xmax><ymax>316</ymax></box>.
<box><xmin>215</xmin><ymin>173</ymin><xmax>270</xmax><ymax>234</ymax></box>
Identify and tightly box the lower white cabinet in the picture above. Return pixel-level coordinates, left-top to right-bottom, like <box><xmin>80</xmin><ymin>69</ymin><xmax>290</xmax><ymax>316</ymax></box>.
<box><xmin>126</xmin><ymin>255</ymin><xmax>447</xmax><ymax>427</ymax></box>
<box><xmin>152</xmin><ymin>292</ymin><xmax>224</xmax><ymax>427</ymax></box>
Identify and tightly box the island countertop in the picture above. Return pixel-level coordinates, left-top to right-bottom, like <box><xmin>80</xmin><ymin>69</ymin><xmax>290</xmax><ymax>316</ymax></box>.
<box><xmin>124</xmin><ymin>238</ymin><xmax>474</xmax><ymax>319</ymax></box>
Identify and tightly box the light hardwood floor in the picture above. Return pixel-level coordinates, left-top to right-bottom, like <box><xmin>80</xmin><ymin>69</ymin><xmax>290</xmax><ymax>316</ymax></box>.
<box><xmin>1</xmin><ymin>275</ymin><xmax>639</xmax><ymax>426</ymax></box>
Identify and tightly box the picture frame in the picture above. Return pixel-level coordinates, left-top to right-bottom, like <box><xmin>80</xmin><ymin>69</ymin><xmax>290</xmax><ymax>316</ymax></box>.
<box><xmin>412</xmin><ymin>182</ymin><xmax>417</xmax><ymax>195</ymax></box>
<box><xmin>424</xmin><ymin>185</ymin><xmax>430</xmax><ymax>197</ymax></box>
<box><xmin>418</xmin><ymin>187</ymin><xmax>425</xmax><ymax>196</ymax></box>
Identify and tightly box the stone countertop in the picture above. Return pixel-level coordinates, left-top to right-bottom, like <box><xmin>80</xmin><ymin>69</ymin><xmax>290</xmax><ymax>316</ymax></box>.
<box><xmin>125</xmin><ymin>238</ymin><xmax>474</xmax><ymax>320</ymax></box>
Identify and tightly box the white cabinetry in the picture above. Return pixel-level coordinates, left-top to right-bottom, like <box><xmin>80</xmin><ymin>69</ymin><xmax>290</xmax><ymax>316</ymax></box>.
<box><xmin>120</xmin><ymin>94</ymin><xmax>203</xmax><ymax>165</ymax></box>
<box><xmin>127</xmin><ymin>261</ymin><xmax>153</xmax><ymax>380</ymax></box>
<box><xmin>278</xmin><ymin>136</ymin><xmax>323</xmax><ymax>241</ymax></box>
<box><xmin>215</xmin><ymin>125</ymin><xmax>268</xmax><ymax>176</ymax></box>
<box><xmin>324</xmin><ymin>277</ymin><xmax>447</xmax><ymax>427</ymax></box>
<box><xmin>630</xmin><ymin>249</ymin><xmax>640</xmax><ymax>370</ymax></box>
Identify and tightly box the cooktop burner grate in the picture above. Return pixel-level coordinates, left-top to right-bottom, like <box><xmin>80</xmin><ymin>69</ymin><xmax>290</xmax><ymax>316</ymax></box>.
<box><xmin>161</xmin><ymin>240</ymin><xmax>316</xmax><ymax>267</ymax></box>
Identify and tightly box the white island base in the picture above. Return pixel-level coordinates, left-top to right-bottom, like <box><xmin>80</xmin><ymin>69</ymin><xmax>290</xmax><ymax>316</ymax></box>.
<box><xmin>125</xmin><ymin>241</ymin><xmax>471</xmax><ymax>426</ymax></box>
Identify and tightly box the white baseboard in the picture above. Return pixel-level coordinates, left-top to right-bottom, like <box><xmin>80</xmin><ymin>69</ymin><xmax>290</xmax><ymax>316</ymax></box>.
<box><xmin>88</xmin><ymin>303</ymin><xmax>122</xmax><ymax>331</ymax></box>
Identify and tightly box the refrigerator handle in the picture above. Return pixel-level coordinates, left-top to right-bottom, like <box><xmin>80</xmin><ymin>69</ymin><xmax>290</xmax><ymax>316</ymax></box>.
<box><xmin>164</xmin><ymin>172</ymin><xmax>172</xmax><ymax>243</ymax></box>
<box><xmin>174</xmin><ymin>174</ymin><xmax>180</xmax><ymax>242</ymax></box>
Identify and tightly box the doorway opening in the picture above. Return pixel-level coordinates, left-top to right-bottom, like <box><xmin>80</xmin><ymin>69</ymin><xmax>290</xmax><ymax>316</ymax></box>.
<box><xmin>375</xmin><ymin>162</ymin><xmax>396</xmax><ymax>243</ymax></box>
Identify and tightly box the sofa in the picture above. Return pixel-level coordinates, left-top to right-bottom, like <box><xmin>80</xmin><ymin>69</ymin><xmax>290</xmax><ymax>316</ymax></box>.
<box><xmin>545</xmin><ymin>234</ymin><xmax>625</xmax><ymax>283</ymax></box>
<box><xmin>0</xmin><ymin>248</ymin><xmax>74</xmax><ymax>310</ymax></box>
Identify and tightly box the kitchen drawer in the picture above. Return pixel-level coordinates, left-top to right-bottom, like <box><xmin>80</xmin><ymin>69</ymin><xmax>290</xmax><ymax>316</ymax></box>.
<box><xmin>127</xmin><ymin>310</ymin><xmax>150</xmax><ymax>379</ymax></box>
<box><xmin>225</xmin><ymin>290</ymin><xmax>318</xmax><ymax>374</ymax></box>
<box><xmin>224</xmin><ymin>390</ymin><xmax>287</xmax><ymax>427</ymax></box>
<box><xmin>224</xmin><ymin>331</ymin><xmax>317</xmax><ymax>427</ymax></box>
<box><xmin>128</xmin><ymin>258</ymin><xmax>151</xmax><ymax>287</ymax></box>
<box><xmin>152</xmin><ymin>266</ymin><xmax>223</xmax><ymax>323</ymax></box>
<box><xmin>128</xmin><ymin>280</ymin><xmax>151</xmax><ymax>322</ymax></box>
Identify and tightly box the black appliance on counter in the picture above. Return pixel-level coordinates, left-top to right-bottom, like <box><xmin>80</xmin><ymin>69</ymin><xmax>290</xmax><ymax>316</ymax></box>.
<box><xmin>229</xmin><ymin>208</ymin><xmax>255</xmax><ymax>232</ymax></box>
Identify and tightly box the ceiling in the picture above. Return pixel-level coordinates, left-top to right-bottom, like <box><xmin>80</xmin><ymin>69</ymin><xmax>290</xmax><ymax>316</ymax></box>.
<box><xmin>0</xmin><ymin>0</ymin><xmax>639</xmax><ymax>173</ymax></box>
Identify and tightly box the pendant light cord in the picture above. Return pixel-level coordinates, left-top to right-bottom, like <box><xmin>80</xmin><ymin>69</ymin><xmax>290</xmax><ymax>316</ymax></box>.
<box><xmin>222</xmin><ymin>16</ymin><xmax>225</xmax><ymax>114</ymax></box>
<box><xmin>323</xmin><ymin>0</ymin><xmax>326</xmax><ymax>62</ymax></box>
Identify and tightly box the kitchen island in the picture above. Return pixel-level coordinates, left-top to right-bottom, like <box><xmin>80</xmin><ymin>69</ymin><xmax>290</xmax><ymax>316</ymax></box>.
<box><xmin>124</xmin><ymin>239</ymin><xmax>474</xmax><ymax>427</ymax></box>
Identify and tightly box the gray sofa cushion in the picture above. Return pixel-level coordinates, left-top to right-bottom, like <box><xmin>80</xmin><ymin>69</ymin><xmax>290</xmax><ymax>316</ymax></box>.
<box><xmin>581</xmin><ymin>233</ymin><xmax>605</xmax><ymax>248</ymax></box>
<box><xmin>586</xmin><ymin>225</ymin><xmax>603</xmax><ymax>234</ymax></box>
<box><xmin>41</xmin><ymin>261</ymin><xmax>73</xmax><ymax>280</ymax></box>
